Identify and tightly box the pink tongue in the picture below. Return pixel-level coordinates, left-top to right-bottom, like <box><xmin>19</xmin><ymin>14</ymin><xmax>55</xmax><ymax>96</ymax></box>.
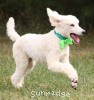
<box><xmin>71</xmin><ymin>34</ymin><xmax>80</xmax><ymax>43</ymax></box>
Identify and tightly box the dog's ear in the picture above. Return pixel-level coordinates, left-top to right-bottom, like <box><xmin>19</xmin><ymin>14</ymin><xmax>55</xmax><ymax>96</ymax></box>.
<box><xmin>47</xmin><ymin>8</ymin><xmax>62</xmax><ymax>26</ymax></box>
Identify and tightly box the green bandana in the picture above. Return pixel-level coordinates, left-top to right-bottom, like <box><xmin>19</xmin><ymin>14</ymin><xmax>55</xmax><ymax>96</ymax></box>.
<box><xmin>54</xmin><ymin>30</ymin><xmax>73</xmax><ymax>49</ymax></box>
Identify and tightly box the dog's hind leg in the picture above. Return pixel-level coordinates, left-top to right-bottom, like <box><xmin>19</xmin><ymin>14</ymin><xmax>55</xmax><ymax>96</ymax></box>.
<box><xmin>16</xmin><ymin>60</ymin><xmax>36</xmax><ymax>88</ymax></box>
<box><xmin>11</xmin><ymin>46</ymin><xmax>30</xmax><ymax>88</ymax></box>
<box><xmin>11</xmin><ymin>45</ymin><xmax>36</xmax><ymax>88</ymax></box>
<box><xmin>16</xmin><ymin>59</ymin><xmax>36</xmax><ymax>88</ymax></box>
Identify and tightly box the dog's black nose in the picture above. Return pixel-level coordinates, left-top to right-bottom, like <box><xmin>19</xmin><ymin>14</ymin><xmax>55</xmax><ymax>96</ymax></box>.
<box><xmin>82</xmin><ymin>30</ymin><xmax>85</xmax><ymax>35</ymax></box>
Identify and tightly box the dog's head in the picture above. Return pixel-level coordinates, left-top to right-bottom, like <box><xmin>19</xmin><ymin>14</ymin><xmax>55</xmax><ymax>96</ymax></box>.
<box><xmin>47</xmin><ymin>8</ymin><xmax>85</xmax><ymax>44</ymax></box>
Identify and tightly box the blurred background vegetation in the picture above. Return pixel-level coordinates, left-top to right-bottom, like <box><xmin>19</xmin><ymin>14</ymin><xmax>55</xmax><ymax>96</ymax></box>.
<box><xmin>0</xmin><ymin>0</ymin><xmax>94</xmax><ymax>36</ymax></box>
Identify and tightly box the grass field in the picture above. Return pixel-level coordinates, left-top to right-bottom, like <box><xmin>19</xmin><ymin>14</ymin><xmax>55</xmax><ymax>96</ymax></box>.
<box><xmin>0</xmin><ymin>34</ymin><xmax>94</xmax><ymax>100</ymax></box>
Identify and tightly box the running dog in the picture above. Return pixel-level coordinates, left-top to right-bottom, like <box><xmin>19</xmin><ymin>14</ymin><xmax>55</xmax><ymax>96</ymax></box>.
<box><xmin>6</xmin><ymin>8</ymin><xmax>85</xmax><ymax>89</ymax></box>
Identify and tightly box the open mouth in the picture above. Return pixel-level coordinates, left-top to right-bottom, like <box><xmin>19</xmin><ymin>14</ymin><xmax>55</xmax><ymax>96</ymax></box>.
<box><xmin>70</xmin><ymin>33</ymin><xmax>80</xmax><ymax>44</ymax></box>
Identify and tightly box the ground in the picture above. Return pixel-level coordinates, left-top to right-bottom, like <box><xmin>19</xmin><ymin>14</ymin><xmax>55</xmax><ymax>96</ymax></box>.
<box><xmin>0</xmin><ymin>34</ymin><xmax>94</xmax><ymax>100</ymax></box>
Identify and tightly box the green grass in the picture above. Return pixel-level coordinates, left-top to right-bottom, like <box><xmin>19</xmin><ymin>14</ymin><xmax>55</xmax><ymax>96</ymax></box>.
<box><xmin>0</xmin><ymin>35</ymin><xmax>94</xmax><ymax>100</ymax></box>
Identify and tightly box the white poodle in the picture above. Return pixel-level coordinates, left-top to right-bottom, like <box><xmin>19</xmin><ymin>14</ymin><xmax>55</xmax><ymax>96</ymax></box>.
<box><xmin>6</xmin><ymin>8</ymin><xmax>85</xmax><ymax>89</ymax></box>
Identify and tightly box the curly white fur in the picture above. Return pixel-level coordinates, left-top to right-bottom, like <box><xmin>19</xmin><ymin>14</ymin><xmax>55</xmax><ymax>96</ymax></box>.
<box><xmin>6</xmin><ymin>8</ymin><xmax>85</xmax><ymax>89</ymax></box>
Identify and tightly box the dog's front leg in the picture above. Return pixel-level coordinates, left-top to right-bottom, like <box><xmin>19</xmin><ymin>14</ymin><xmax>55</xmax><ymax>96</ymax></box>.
<box><xmin>46</xmin><ymin>55</ymin><xmax>78</xmax><ymax>89</ymax></box>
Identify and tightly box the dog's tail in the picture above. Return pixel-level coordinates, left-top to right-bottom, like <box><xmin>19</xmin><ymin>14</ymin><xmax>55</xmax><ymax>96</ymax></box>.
<box><xmin>6</xmin><ymin>17</ymin><xmax>20</xmax><ymax>42</ymax></box>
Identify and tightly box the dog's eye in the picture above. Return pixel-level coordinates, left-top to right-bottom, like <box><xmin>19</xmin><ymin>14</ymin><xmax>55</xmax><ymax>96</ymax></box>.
<box><xmin>70</xmin><ymin>24</ymin><xmax>74</xmax><ymax>27</ymax></box>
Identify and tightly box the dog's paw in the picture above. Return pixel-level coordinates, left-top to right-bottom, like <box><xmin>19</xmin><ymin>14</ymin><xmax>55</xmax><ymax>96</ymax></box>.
<box><xmin>11</xmin><ymin>75</ymin><xmax>24</xmax><ymax>89</ymax></box>
<box><xmin>68</xmin><ymin>69</ymin><xmax>78</xmax><ymax>90</ymax></box>
<box><xmin>11</xmin><ymin>80</ymin><xmax>24</xmax><ymax>89</ymax></box>
<box><xmin>71</xmin><ymin>79</ymin><xmax>78</xmax><ymax>90</ymax></box>
<box><xmin>16</xmin><ymin>82</ymin><xmax>24</xmax><ymax>89</ymax></box>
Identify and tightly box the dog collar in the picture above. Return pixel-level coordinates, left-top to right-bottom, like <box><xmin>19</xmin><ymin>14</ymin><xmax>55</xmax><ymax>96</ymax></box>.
<box><xmin>54</xmin><ymin>30</ymin><xmax>73</xmax><ymax>49</ymax></box>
